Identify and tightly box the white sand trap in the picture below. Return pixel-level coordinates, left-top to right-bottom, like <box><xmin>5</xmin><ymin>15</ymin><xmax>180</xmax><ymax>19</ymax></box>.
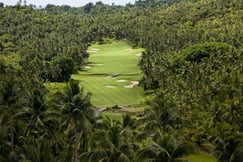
<box><xmin>124</xmin><ymin>81</ymin><xmax>139</xmax><ymax>88</ymax></box>
<box><xmin>87</xmin><ymin>48</ymin><xmax>100</xmax><ymax>53</ymax></box>
<box><xmin>88</xmin><ymin>63</ymin><xmax>103</xmax><ymax>66</ymax></box>
<box><xmin>89</xmin><ymin>48</ymin><xmax>100</xmax><ymax>51</ymax></box>
<box><xmin>116</xmin><ymin>80</ymin><xmax>127</xmax><ymax>83</ymax></box>
<box><xmin>127</xmin><ymin>48</ymin><xmax>132</xmax><ymax>51</ymax></box>
<box><xmin>135</xmin><ymin>53</ymin><xmax>142</xmax><ymax>57</ymax></box>
<box><xmin>84</xmin><ymin>66</ymin><xmax>91</xmax><ymax>69</ymax></box>
<box><xmin>87</xmin><ymin>50</ymin><xmax>98</xmax><ymax>53</ymax></box>
<box><xmin>87</xmin><ymin>51</ymin><xmax>97</xmax><ymax>53</ymax></box>
<box><xmin>106</xmin><ymin>85</ymin><xmax>116</xmax><ymax>88</ymax></box>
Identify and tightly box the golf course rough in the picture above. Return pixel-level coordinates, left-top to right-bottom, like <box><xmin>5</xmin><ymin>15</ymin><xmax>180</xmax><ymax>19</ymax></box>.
<box><xmin>72</xmin><ymin>40</ymin><xmax>145</xmax><ymax>108</ymax></box>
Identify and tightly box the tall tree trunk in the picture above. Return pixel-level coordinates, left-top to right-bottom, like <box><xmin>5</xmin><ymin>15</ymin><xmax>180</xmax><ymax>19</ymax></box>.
<box><xmin>73</xmin><ymin>127</ymin><xmax>79</xmax><ymax>162</ymax></box>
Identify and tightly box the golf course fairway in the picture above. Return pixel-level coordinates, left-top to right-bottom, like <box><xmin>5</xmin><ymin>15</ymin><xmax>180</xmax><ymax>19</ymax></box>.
<box><xmin>72</xmin><ymin>40</ymin><xmax>144</xmax><ymax>107</ymax></box>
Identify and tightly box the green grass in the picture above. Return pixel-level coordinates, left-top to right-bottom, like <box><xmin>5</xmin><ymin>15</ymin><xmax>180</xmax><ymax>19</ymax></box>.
<box><xmin>72</xmin><ymin>40</ymin><xmax>145</xmax><ymax>107</ymax></box>
<box><xmin>102</xmin><ymin>112</ymin><xmax>123</xmax><ymax>123</ymax></box>
<box><xmin>184</xmin><ymin>152</ymin><xmax>217</xmax><ymax>162</ymax></box>
<box><xmin>84</xmin><ymin>41</ymin><xmax>143</xmax><ymax>74</ymax></box>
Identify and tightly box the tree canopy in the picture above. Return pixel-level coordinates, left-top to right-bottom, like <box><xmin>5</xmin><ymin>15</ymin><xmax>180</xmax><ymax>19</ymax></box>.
<box><xmin>0</xmin><ymin>0</ymin><xmax>242</xmax><ymax>161</ymax></box>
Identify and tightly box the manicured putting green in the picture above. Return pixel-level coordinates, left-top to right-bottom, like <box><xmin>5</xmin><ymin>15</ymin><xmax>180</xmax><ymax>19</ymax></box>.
<box><xmin>72</xmin><ymin>40</ymin><xmax>144</xmax><ymax>107</ymax></box>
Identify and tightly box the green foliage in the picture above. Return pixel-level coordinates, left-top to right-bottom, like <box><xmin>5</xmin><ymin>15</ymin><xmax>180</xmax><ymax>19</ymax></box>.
<box><xmin>0</xmin><ymin>0</ymin><xmax>242</xmax><ymax>161</ymax></box>
<box><xmin>230</xmin><ymin>146</ymin><xmax>243</xmax><ymax>162</ymax></box>
<box><xmin>0</xmin><ymin>5</ymin><xmax>90</xmax><ymax>82</ymax></box>
<box><xmin>49</xmin><ymin>56</ymin><xmax>75</xmax><ymax>82</ymax></box>
<box><xmin>136</xmin><ymin>134</ymin><xmax>197</xmax><ymax>162</ymax></box>
<box><xmin>173</xmin><ymin>42</ymin><xmax>236</xmax><ymax>63</ymax></box>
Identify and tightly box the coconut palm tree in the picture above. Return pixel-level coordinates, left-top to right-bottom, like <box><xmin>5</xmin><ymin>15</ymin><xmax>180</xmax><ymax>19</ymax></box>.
<box><xmin>230</xmin><ymin>146</ymin><xmax>243</xmax><ymax>162</ymax></box>
<box><xmin>54</xmin><ymin>80</ymin><xmax>94</xmax><ymax>162</ymax></box>
<box><xmin>0</xmin><ymin>76</ymin><xmax>27</xmax><ymax>161</ymax></box>
<box><xmin>10</xmin><ymin>83</ymin><xmax>58</xmax><ymax>162</ymax></box>
<box><xmin>135</xmin><ymin>133</ymin><xmax>197</xmax><ymax>162</ymax></box>
<box><xmin>214</xmin><ymin>133</ymin><xmax>243</xmax><ymax>162</ymax></box>
<box><xmin>80</xmin><ymin>116</ymin><xmax>139</xmax><ymax>162</ymax></box>
<box><xmin>143</xmin><ymin>93</ymin><xmax>185</xmax><ymax>137</ymax></box>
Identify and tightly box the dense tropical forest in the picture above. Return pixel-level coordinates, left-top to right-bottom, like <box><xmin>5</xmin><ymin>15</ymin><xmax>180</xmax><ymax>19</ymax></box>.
<box><xmin>0</xmin><ymin>0</ymin><xmax>242</xmax><ymax>161</ymax></box>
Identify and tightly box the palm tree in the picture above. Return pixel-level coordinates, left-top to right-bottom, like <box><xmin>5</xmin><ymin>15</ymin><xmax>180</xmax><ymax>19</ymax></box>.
<box><xmin>11</xmin><ymin>83</ymin><xmax>56</xmax><ymax>162</ymax></box>
<box><xmin>21</xmin><ymin>85</ymin><xmax>49</xmax><ymax>137</ymax></box>
<box><xmin>0</xmin><ymin>75</ymin><xmax>22</xmax><ymax>108</ymax></box>
<box><xmin>0</xmin><ymin>76</ymin><xmax>26</xmax><ymax>161</ymax></box>
<box><xmin>214</xmin><ymin>133</ymin><xmax>243</xmax><ymax>162</ymax></box>
<box><xmin>54</xmin><ymin>80</ymin><xmax>94</xmax><ymax>162</ymax></box>
<box><xmin>230</xmin><ymin>146</ymin><xmax>243</xmax><ymax>162</ymax></box>
<box><xmin>143</xmin><ymin>94</ymin><xmax>185</xmax><ymax>136</ymax></box>
<box><xmin>135</xmin><ymin>133</ymin><xmax>197</xmax><ymax>162</ymax></box>
<box><xmin>80</xmin><ymin>116</ymin><xmax>139</xmax><ymax>162</ymax></box>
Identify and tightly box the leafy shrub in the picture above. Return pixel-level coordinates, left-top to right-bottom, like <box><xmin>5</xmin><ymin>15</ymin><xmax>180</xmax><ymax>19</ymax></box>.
<box><xmin>49</xmin><ymin>56</ymin><xmax>75</xmax><ymax>82</ymax></box>
<box><xmin>173</xmin><ymin>42</ymin><xmax>235</xmax><ymax>64</ymax></box>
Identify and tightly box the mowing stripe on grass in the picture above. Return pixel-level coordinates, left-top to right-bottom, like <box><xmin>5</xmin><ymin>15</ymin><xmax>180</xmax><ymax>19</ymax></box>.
<box><xmin>72</xmin><ymin>40</ymin><xmax>144</xmax><ymax>107</ymax></box>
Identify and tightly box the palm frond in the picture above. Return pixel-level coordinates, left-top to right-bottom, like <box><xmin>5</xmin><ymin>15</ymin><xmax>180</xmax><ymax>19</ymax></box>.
<box><xmin>230</xmin><ymin>145</ymin><xmax>243</xmax><ymax>162</ymax></box>
<box><xmin>136</xmin><ymin>148</ymin><xmax>156</xmax><ymax>161</ymax></box>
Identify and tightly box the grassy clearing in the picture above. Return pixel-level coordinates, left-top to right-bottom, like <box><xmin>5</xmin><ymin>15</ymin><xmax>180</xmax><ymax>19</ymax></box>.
<box><xmin>184</xmin><ymin>152</ymin><xmax>217</xmax><ymax>162</ymax></box>
<box><xmin>72</xmin><ymin>40</ymin><xmax>145</xmax><ymax>107</ymax></box>
<box><xmin>83</xmin><ymin>41</ymin><xmax>143</xmax><ymax>74</ymax></box>
<box><xmin>102</xmin><ymin>112</ymin><xmax>123</xmax><ymax>123</ymax></box>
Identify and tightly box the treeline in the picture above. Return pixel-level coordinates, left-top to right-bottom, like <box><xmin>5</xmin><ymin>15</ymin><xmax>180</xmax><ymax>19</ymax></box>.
<box><xmin>124</xmin><ymin>0</ymin><xmax>243</xmax><ymax>161</ymax></box>
<box><xmin>0</xmin><ymin>0</ymin><xmax>243</xmax><ymax>161</ymax></box>
<box><xmin>44</xmin><ymin>0</ymin><xmax>184</xmax><ymax>15</ymax></box>
<box><xmin>0</xmin><ymin>4</ymin><xmax>97</xmax><ymax>82</ymax></box>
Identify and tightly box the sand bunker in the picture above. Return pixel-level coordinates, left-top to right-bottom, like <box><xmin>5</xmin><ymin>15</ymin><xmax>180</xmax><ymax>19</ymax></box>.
<box><xmin>124</xmin><ymin>81</ymin><xmax>139</xmax><ymax>88</ymax></box>
<box><xmin>106</xmin><ymin>85</ymin><xmax>116</xmax><ymax>88</ymax></box>
<box><xmin>127</xmin><ymin>48</ymin><xmax>132</xmax><ymax>51</ymax></box>
<box><xmin>88</xmin><ymin>63</ymin><xmax>103</xmax><ymax>66</ymax></box>
<box><xmin>87</xmin><ymin>48</ymin><xmax>100</xmax><ymax>53</ymax></box>
<box><xmin>116</xmin><ymin>80</ymin><xmax>127</xmax><ymax>83</ymax></box>
<box><xmin>84</xmin><ymin>66</ymin><xmax>91</xmax><ymax>69</ymax></box>
<box><xmin>135</xmin><ymin>53</ymin><xmax>142</xmax><ymax>57</ymax></box>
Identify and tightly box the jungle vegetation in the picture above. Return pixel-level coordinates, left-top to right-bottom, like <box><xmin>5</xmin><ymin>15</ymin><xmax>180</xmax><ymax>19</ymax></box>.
<box><xmin>0</xmin><ymin>0</ymin><xmax>242</xmax><ymax>161</ymax></box>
